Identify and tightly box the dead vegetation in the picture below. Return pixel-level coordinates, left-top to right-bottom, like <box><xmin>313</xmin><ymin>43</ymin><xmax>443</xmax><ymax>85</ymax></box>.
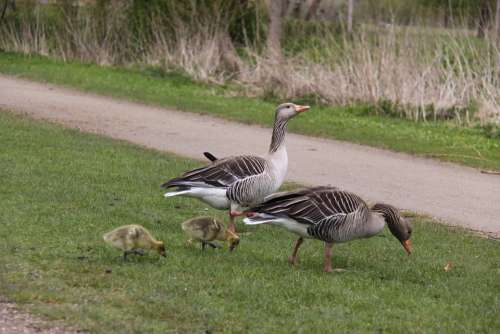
<box><xmin>0</xmin><ymin>1</ymin><xmax>498</xmax><ymax>125</ymax></box>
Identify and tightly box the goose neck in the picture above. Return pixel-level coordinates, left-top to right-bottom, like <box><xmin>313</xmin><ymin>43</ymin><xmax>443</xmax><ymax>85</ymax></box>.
<box><xmin>365</xmin><ymin>211</ymin><xmax>386</xmax><ymax>237</ymax></box>
<box><xmin>269</xmin><ymin>117</ymin><xmax>288</xmax><ymax>153</ymax></box>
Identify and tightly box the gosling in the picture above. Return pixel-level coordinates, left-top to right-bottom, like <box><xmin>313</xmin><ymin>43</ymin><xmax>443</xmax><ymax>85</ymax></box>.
<box><xmin>103</xmin><ymin>224</ymin><xmax>166</xmax><ymax>260</ymax></box>
<box><xmin>182</xmin><ymin>217</ymin><xmax>240</xmax><ymax>251</ymax></box>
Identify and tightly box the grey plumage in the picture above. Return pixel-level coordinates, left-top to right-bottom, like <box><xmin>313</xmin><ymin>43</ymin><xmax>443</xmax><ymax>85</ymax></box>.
<box><xmin>162</xmin><ymin>103</ymin><xmax>310</xmax><ymax>233</ymax></box>
<box><xmin>245</xmin><ymin>186</ymin><xmax>412</xmax><ymax>272</ymax></box>
<box><xmin>163</xmin><ymin>155</ymin><xmax>270</xmax><ymax>207</ymax></box>
<box><xmin>248</xmin><ymin>187</ymin><xmax>371</xmax><ymax>242</ymax></box>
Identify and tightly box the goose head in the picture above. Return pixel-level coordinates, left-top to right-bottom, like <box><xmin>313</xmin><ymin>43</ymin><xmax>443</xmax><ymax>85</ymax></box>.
<box><xmin>372</xmin><ymin>203</ymin><xmax>412</xmax><ymax>255</ymax></box>
<box><xmin>225</xmin><ymin>229</ymin><xmax>241</xmax><ymax>251</ymax></box>
<box><xmin>157</xmin><ymin>242</ymin><xmax>167</xmax><ymax>257</ymax></box>
<box><xmin>275</xmin><ymin>103</ymin><xmax>310</xmax><ymax>121</ymax></box>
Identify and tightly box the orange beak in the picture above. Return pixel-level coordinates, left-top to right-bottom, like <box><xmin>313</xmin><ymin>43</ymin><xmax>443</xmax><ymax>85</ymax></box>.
<box><xmin>295</xmin><ymin>105</ymin><xmax>310</xmax><ymax>113</ymax></box>
<box><xmin>401</xmin><ymin>239</ymin><xmax>412</xmax><ymax>255</ymax></box>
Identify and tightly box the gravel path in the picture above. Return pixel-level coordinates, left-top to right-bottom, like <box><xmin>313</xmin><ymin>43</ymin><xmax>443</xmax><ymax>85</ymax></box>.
<box><xmin>1</xmin><ymin>75</ymin><xmax>499</xmax><ymax>235</ymax></box>
<box><xmin>0</xmin><ymin>298</ymin><xmax>80</xmax><ymax>334</ymax></box>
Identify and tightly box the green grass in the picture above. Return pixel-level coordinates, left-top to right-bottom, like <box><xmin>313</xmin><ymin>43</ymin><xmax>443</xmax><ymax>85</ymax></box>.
<box><xmin>0</xmin><ymin>52</ymin><xmax>499</xmax><ymax>172</ymax></box>
<box><xmin>0</xmin><ymin>111</ymin><xmax>499</xmax><ymax>333</ymax></box>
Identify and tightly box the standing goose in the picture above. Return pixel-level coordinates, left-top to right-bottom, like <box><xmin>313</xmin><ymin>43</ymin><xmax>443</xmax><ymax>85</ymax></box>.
<box><xmin>244</xmin><ymin>186</ymin><xmax>412</xmax><ymax>272</ymax></box>
<box><xmin>162</xmin><ymin>103</ymin><xmax>310</xmax><ymax>232</ymax></box>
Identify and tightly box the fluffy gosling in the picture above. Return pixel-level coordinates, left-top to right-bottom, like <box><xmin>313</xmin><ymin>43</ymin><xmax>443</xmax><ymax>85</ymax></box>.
<box><xmin>103</xmin><ymin>224</ymin><xmax>166</xmax><ymax>260</ymax></box>
<box><xmin>181</xmin><ymin>217</ymin><xmax>240</xmax><ymax>251</ymax></box>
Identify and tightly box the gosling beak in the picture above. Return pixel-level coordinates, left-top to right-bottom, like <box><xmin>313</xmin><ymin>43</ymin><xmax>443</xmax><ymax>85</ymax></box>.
<box><xmin>401</xmin><ymin>239</ymin><xmax>412</xmax><ymax>255</ymax></box>
<box><xmin>229</xmin><ymin>241</ymin><xmax>240</xmax><ymax>252</ymax></box>
<box><xmin>295</xmin><ymin>105</ymin><xmax>310</xmax><ymax>113</ymax></box>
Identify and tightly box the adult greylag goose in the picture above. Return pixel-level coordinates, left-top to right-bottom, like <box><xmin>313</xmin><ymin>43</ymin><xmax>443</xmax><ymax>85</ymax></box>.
<box><xmin>244</xmin><ymin>186</ymin><xmax>412</xmax><ymax>272</ymax></box>
<box><xmin>162</xmin><ymin>103</ymin><xmax>310</xmax><ymax>232</ymax></box>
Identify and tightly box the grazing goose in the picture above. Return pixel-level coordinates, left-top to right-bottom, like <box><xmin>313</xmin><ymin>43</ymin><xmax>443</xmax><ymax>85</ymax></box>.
<box><xmin>162</xmin><ymin>103</ymin><xmax>310</xmax><ymax>232</ymax></box>
<box><xmin>244</xmin><ymin>187</ymin><xmax>412</xmax><ymax>272</ymax></box>
<box><xmin>182</xmin><ymin>216</ymin><xmax>240</xmax><ymax>251</ymax></box>
<box><xmin>103</xmin><ymin>224</ymin><xmax>166</xmax><ymax>260</ymax></box>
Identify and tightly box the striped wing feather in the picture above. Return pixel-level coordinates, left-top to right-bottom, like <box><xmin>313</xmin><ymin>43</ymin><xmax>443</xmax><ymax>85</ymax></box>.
<box><xmin>250</xmin><ymin>187</ymin><xmax>368</xmax><ymax>225</ymax></box>
<box><xmin>162</xmin><ymin>155</ymin><xmax>267</xmax><ymax>189</ymax></box>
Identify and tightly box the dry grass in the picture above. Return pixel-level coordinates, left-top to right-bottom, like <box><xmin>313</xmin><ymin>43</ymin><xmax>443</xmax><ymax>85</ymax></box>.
<box><xmin>146</xmin><ymin>22</ymin><xmax>228</xmax><ymax>83</ymax></box>
<box><xmin>0</xmin><ymin>3</ymin><xmax>499</xmax><ymax>124</ymax></box>
<box><xmin>239</xmin><ymin>26</ymin><xmax>500</xmax><ymax>125</ymax></box>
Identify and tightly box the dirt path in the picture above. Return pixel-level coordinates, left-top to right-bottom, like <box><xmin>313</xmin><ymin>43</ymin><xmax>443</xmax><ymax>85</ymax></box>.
<box><xmin>1</xmin><ymin>75</ymin><xmax>499</xmax><ymax>235</ymax></box>
<box><xmin>0</xmin><ymin>298</ymin><xmax>79</xmax><ymax>334</ymax></box>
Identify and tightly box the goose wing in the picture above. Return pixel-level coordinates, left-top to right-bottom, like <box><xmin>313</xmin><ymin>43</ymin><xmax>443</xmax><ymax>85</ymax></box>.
<box><xmin>249</xmin><ymin>186</ymin><xmax>367</xmax><ymax>225</ymax></box>
<box><xmin>162</xmin><ymin>155</ymin><xmax>267</xmax><ymax>189</ymax></box>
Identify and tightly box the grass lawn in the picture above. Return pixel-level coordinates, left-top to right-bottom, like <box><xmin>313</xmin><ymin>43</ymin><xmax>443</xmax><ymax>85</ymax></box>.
<box><xmin>0</xmin><ymin>111</ymin><xmax>499</xmax><ymax>333</ymax></box>
<box><xmin>0</xmin><ymin>52</ymin><xmax>499</xmax><ymax>172</ymax></box>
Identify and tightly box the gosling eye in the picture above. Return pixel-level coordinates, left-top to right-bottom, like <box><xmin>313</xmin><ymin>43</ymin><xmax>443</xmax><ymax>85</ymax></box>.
<box><xmin>286</xmin><ymin>105</ymin><xmax>290</xmax><ymax>108</ymax></box>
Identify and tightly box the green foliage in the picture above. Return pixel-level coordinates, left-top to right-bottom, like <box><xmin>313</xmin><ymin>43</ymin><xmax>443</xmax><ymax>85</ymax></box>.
<box><xmin>481</xmin><ymin>123</ymin><xmax>500</xmax><ymax>139</ymax></box>
<box><xmin>373</xmin><ymin>99</ymin><xmax>478</xmax><ymax>124</ymax></box>
<box><xmin>283</xmin><ymin>18</ymin><xmax>342</xmax><ymax>57</ymax></box>
<box><xmin>1</xmin><ymin>112</ymin><xmax>499</xmax><ymax>333</ymax></box>
<box><xmin>0</xmin><ymin>0</ymin><xmax>265</xmax><ymax>63</ymax></box>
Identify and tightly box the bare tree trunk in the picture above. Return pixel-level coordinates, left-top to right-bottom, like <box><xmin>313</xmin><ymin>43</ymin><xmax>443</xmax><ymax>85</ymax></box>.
<box><xmin>220</xmin><ymin>30</ymin><xmax>243</xmax><ymax>74</ymax></box>
<box><xmin>305</xmin><ymin>0</ymin><xmax>321</xmax><ymax>21</ymax></box>
<box><xmin>495</xmin><ymin>0</ymin><xmax>500</xmax><ymax>40</ymax></box>
<box><xmin>286</xmin><ymin>0</ymin><xmax>300</xmax><ymax>18</ymax></box>
<box><xmin>266</xmin><ymin>0</ymin><xmax>286</xmax><ymax>61</ymax></box>
<box><xmin>477</xmin><ymin>1</ymin><xmax>491</xmax><ymax>38</ymax></box>
<box><xmin>443</xmin><ymin>8</ymin><xmax>449</xmax><ymax>28</ymax></box>
<box><xmin>0</xmin><ymin>0</ymin><xmax>9</xmax><ymax>23</ymax></box>
<box><xmin>347</xmin><ymin>0</ymin><xmax>354</xmax><ymax>34</ymax></box>
<box><xmin>446</xmin><ymin>0</ymin><xmax>453</xmax><ymax>28</ymax></box>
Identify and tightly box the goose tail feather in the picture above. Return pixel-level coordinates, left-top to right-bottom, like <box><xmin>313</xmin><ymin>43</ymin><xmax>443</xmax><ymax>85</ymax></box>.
<box><xmin>203</xmin><ymin>152</ymin><xmax>218</xmax><ymax>162</ymax></box>
<box><xmin>243</xmin><ymin>213</ymin><xmax>277</xmax><ymax>225</ymax></box>
<box><xmin>164</xmin><ymin>190</ymin><xmax>191</xmax><ymax>198</ymax></box>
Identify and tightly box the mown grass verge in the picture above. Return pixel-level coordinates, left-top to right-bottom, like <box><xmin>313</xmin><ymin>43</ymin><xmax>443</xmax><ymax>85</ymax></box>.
<box><xmin>0</xmin><ymin>52</ymin><xmax>499</xmax><ymax>172</ymax></box>
<box><xmin>0</xmin><ymin>111</ymin><xmax>499</xmax><ymax>333</ymax></box>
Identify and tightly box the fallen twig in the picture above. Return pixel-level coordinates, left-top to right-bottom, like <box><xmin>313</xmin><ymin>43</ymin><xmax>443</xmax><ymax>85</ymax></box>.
<box><xmin>480</xmin><ymin>170</ymin><xmax>500</xmax><ymax>175</ymax></box>
<box><xmin>424</xmin><ymin>153</ymin><xmax>492</xmax><ymax>162</ymax></box>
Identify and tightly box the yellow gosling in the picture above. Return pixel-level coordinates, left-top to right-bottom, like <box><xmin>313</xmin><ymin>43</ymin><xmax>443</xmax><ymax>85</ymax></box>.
<box><xmin>181</xmin><ymin>217</ymin><xmax>240</xmax><ymax>251</ymax></box>
<box><xmin>103</xmin><ymin>224</ymin><xmax>166</xmax><ymax>260</ymax></box>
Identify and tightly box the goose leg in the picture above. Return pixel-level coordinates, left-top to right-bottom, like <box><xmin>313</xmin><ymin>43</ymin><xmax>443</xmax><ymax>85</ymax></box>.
<box><xmin>134</xmin><ymin>249</ymin><xmax>145</xmax><ymax>256</ymax></box>
<box><xmin>207</xmin><ymin>242</ymin><xmax>218</xmax><ymax>249</ymax></box>
<box><xmin>202</xmin><ymin>241</ymin><xmax>207</xmax><ymax>251</ymax></box>
<box><xmin>228</xmin><ymin>213</ymin><xmax>236</xmax><ymax>233</ymax></box>
<box><xmin>123</xmin><ymin>250</ymin><xmax>132</xmax><ymax>261</ymax></box>
<box><xmin>323</xmin><ymin>242</ymin><xmax>334</xmax><ymax>273</ymax></box>
<box><xmin>228</xmin><ymin>203</ymin><xmax>244</xmax><ymax>233</ymax></box>
<box><xmin>288</xmin><ymin>237</ymin><xmax>304</xmax><ymax>266</ymax></box>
